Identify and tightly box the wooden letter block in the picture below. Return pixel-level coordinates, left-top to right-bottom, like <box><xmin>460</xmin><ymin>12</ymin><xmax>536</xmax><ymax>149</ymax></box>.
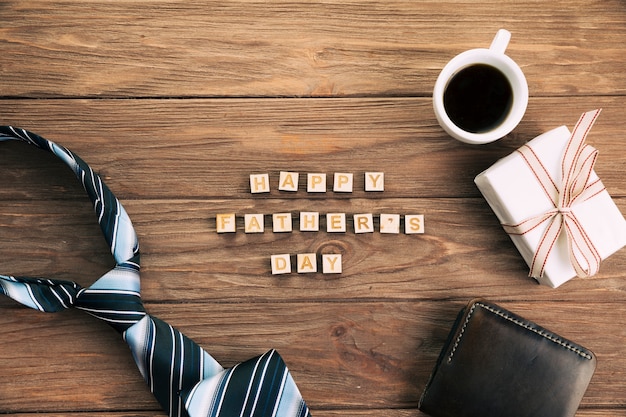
<box><xmin>365</xmin><ymin>172</ymin><xmax>384</xmax><ymax>191</ymax></box>
<box><xmin>326</xmin><ymin>213</ymin><xmax>346</xmax><ymax>233</ymax></box>
<box><xmin>272</xmin><ymin>212</ymin><xmax>293</xmax><ymax>232</ymax></box>
<box><xmin>271</xmin><ymin>254</ymin><xmax>292</xmax><ymax>275</ymax></box>
<box><xmin>379</xmin><ymin>213</ymin><xmax>400</xmax><ymax>234</ymax></box>
<box><xmin>216</xmin><ymin>213</ymin><xmax>236</xmax><ymax>233</ymax></box>
<box><xmin>278</xmin><ymin>171</ymin><xmax>299</xmax><ymax>192</ymax></box>
<box><xmin>244</xmin><ymin>214</ymin><xmax>264</xmax><ymax>233</ymax></box>
<box><xmin>322</xmin><ymin>254</ymin><xmax>342</xmax><ymax>274</ymax></box>
<box><xmin>297</xmin><ymin>253</ymin><xmax>317</xmax><ymax>273</ymax></box>
<box><xmin>300</xmin><ymin>212</ymin><xmax>320</xmax><ymax>231</ymax></box>
<box><xmin>250</xmin><ymin>173</ymin><xmax>270</xmax><ymax>194</ymax></box>
<box><xmin>333</xmin><ymin>173</ymin><xmax>353</xmax><ymax>193</ymax></box>
<box><xmin>307</xmin><ymin>173</ymin><xmax>327</xmax><ymax>193</ymax></box>
<box><xmin>405</xmin><ymin>214</ymin><xmax>424</xmax><ymax>234</ymax></box>
<box><xmin>353</xmin><ymin>213</ymin><xmax>374</xmax><ymax>233</ymax></box>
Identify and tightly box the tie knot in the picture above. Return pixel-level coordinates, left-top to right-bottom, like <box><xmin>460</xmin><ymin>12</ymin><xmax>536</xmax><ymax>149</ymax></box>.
<box><xmin>75</xmin><ymin>263</ymin><xmax>146</xmax><ymax>333</ymax></box>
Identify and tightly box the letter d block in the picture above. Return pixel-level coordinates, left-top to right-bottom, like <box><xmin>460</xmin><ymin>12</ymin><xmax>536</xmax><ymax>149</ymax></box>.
<box><xmin>322</xmin><ymin>254</ymin><xmax>342</xmax><ymax>274</ymax></box>
<box><xmin>271</xmin><ymin>254</ymin><xmax>292</xmax><ymax>275</ymax></box>
<box><xmin>216</xmin><ymin>213</ymin><xmax>236</xmax><ymax>233</ymax></box>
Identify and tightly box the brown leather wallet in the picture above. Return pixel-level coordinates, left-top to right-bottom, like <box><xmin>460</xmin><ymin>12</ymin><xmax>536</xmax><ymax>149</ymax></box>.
<box><xmin>418</xmin><ymin>299</ymin><xmax>596</xmax><ymax>417</ymax></box>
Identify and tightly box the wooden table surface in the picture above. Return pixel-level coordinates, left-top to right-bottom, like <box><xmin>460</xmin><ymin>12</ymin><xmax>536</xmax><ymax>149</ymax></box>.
<box><xmin>2</xmin><ymin>1</ymin><xmax>626</xmax><ymax>416</ymax></box>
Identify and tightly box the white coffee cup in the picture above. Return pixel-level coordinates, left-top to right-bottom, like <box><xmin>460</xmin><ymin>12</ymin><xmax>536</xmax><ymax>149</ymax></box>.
<box><xmin>433</xmin><ymin>29</ymin><xmax>528</xmax><ymax>144</ymax></box>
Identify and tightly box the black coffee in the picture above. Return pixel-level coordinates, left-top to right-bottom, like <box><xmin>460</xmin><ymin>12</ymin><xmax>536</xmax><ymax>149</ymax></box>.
<box><xmin>443</xmin><ymin>64</ymin><xmax>513</xmax><ymax>133</ymax></box>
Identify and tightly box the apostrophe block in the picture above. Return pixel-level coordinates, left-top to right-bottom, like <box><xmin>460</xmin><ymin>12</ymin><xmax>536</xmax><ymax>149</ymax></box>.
<box><xmin>365</xmin><ymin>172</ymin><xmax>384</xmax><ymax>191</ymax></box>
<box><xmin>379</xmin><ymin>213</ymin><xmax>400</xmax><ymax>234</ymax></box>
<box><xmin>216</xmin><ymin>213</ymin><xmax>237</xmax><ymax>233</ymax></box>
<box><xmin>250</xmin><ymin>173</ymin><xmax>270</xmax><ymax>193</ymax></box>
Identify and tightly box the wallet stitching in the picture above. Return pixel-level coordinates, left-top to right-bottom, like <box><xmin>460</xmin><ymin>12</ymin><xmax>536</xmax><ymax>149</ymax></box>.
<box><xmin>447</xmin><ymin>302</ymin><xmax>593</xmax><ymax>363</ymax></box>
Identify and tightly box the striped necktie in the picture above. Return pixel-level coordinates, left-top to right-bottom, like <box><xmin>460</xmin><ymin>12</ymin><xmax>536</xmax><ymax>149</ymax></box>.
<box><xmin>0</xmin><ymin>127</ymin><xmax>311</xmax><ymax>417</ymax></box>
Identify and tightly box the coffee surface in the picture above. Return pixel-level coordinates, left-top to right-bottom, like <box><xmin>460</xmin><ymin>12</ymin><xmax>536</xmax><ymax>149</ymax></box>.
<box><xmin>443</xmin><ymin>64</ymin><xmax>513</xmax><ymax>133</ymax></box>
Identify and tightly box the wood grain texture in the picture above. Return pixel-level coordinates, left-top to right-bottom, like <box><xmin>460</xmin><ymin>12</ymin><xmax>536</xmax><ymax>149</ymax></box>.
<box><xmin>1</xmin><ymin>1</ymin><xmax>626</xmax><ymax>98</ymax></box>
<box><xmin>2</xmin><ymin>0</ymin><xmax>626</xmax><ymax>416</ymax></box>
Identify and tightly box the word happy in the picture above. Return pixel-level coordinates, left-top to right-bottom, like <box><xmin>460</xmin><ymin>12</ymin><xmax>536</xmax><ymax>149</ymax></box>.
<box><xmin>250</xmin><ymin>171</ymin><xmax>385</xmax><ymax>193</ymax></box>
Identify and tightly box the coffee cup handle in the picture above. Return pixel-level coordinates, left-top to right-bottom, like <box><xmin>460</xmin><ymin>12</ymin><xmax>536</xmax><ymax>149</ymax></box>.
<box><xmin>489</xmin><ymin>29</ymin><xmax>511</xmax><ymax>54</ymax></box>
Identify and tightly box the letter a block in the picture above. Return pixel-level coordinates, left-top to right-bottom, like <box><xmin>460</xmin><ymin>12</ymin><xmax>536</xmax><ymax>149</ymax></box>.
<box><xmin>279</xmin><ymin>171</ymin><xmax>299</xmax><ymax>192</ymax></box>
<box><xmin>322</xmin><ymin>254</ymin><xmax>342</xmax><ymax>274</ymax></box>
<box><xmin>250</xmin><ymin>173</ymin><xmax>270</xmax><ymax>194</ymax></box>
<box><xmin>216</xmin><ymin>213</ymin><xmax>236</xmax><ymax>233</ymax></box>
<box><xmin>297</xmin><ymin>253</ymin><xmax>317</xmax><ymax>273</ymax></box>
<box><xmin>271</xmin><ymin>254</ymin><xmax>292</xmax><ymax>275</ymax></box>
<box><xmin>244</xmin><ymin>214</ymin><xmax>264</xmax><ymax>233</ymax></box>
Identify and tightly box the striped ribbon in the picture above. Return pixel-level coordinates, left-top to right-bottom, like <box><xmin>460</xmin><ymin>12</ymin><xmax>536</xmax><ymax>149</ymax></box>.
<box><xmin>501</xmin><ymin>109</ymin><xmax>605</xmax><ymax>279</ymax></box>
<box><xmin>0</xmin><ymin>127</ymin><xmax>310</xmax><ymax>417</ymax></box>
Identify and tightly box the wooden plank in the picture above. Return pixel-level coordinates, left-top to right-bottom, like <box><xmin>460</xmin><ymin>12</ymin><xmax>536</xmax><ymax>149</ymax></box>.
<box><xmin>0</xmin><ymin>300</ymin><xmax>625</xmax><ymax>413</ymax></box>
<box><xmin>1</xmin><ymin>1</ymin><xmax>626</xmax><ymax>98</ymax></box>
<box><xmin>1</xmin><ymin>97</ymin><xmax>626</xmax><ymax>200</ymax></box>
<box><xmin>2</xmin><ymin>197</ymin><xmax>626</xmax><ymax>302</ymax></box>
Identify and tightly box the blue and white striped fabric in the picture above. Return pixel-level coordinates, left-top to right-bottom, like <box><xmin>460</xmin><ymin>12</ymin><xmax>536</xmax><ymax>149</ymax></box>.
<box><xmin>0</xmin><ymin>127</ymin><xmax>311</xmax><ymax>417</ymax></box>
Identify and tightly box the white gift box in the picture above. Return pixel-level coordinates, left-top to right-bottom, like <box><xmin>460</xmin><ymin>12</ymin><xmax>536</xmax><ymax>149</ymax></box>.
<box><xmin>475</xmin><ymin>124</ymin><xmax>626</xmax><ymax>288</ymax></box>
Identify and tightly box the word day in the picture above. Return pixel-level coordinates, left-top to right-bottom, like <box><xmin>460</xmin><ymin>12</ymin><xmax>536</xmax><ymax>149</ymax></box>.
<box><xmin>250</xmin><ymin>171</ymin><xmax>384</xmax><ymax>193</ymax></box>
<box><xmin>216</xmin><ymin>212</ymin><xmax>425</xmax><ymax>234</ymax></box>
<box><xmin>271</xmin><ymin>253</ymin><xmax>342</xmax><ymax>275</ymax></box>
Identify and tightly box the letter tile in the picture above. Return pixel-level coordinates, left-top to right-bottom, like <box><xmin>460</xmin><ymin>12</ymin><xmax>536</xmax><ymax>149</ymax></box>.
<box><xmin>307</xmin><ymin>173</ymin><xmax>327</xmax><ymax>192</ymax></box>
<box><xmin>379</xmin><ymin>213</ymin><xmax>400</xmax><ymax>234</ymax></box>
<box><xmin>279</xmin><ymin>171</ymin><xmax>299</xmax><ymax>192</ymax></box>
<box><xmin>250</xmin><ymin>173</ymin><xmax>270</xmax><ymax>193</ymax></box>
<box><xmin>272</xmin><ymin>212</ymin><xmax>293</xmax><ymax>232</ymax></box>
<box><xmin>333</xmin><ymin>173</ymin><xmax>353</xmax><ymax>193</ymax></box>
<box><xmin>216</xmin><ymin>213</ymin><xmax>236</xmax><ymax>233</ymax></box>
<box><xmin>354</xmin><ymin>213</ymin><xmax>374</xmax><ymax>233</ymax></box>
<box><xmin>365</xmin><ymin>172</ymin><xmax>384</xmax><ymax>191</ymax></box>
<box><xmin>297</xmin><ymin>253</ymin><xmax>317</xmax><ymax>273</ymax></box>
<box><xmin>405</xmin><ymin>214</ymin><xmax>424</xmax><ymax>234</ymax></box>
<box><xmin>244</xmin><ymin>214</ymin><xmax>265</xmax><ymax>233</ymax></box>
<box><xmin>322</xmin><ymin>254</ymin><xmax>342</xmax><ymax>274</ymax></box>
<box><xmin>326</xmin><ymin>213</ymin><xmax>346</xmax><ymax>233</ymax></box>
<box><xmin>300</xmin><ymin>212</ymin><xmax>320</xmax><ymax>231</ymax></box>
<box><xmin>271</xmin><ymin>254</ymin><xmax>292</xmax><ymax>275</ymax></box>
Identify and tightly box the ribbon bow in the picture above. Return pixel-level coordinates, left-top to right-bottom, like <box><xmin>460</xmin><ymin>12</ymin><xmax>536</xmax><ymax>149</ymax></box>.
<box><xmin>502</xmin><ymin>109</ymin><xmax>605</xmax><ymax>279</ymax></box>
